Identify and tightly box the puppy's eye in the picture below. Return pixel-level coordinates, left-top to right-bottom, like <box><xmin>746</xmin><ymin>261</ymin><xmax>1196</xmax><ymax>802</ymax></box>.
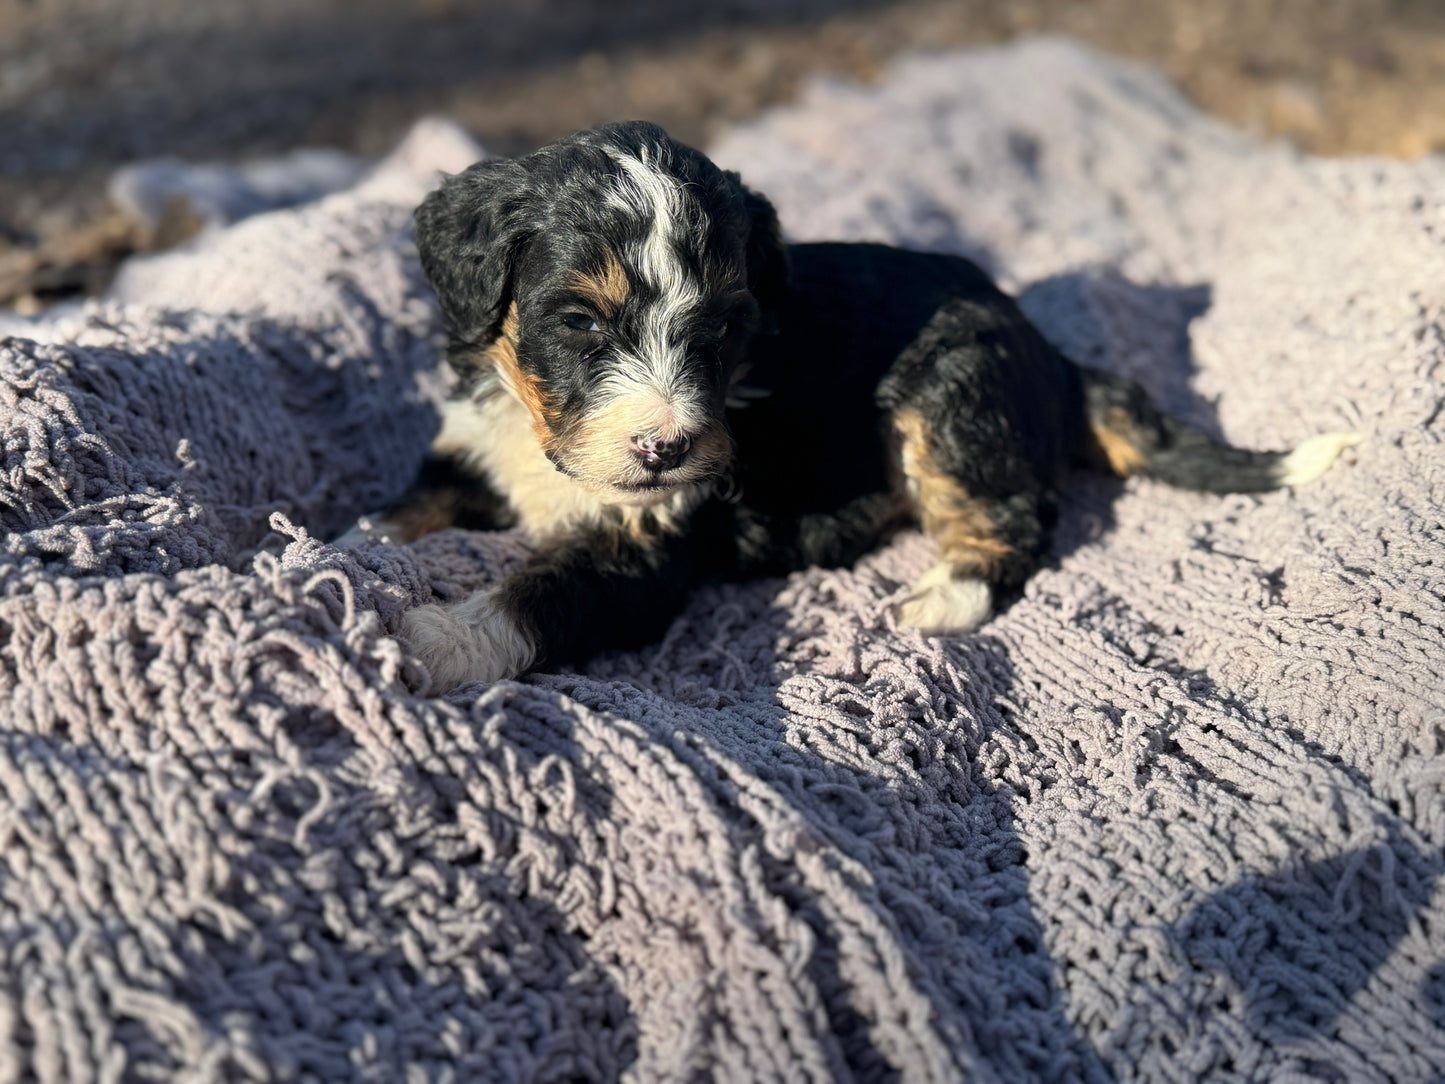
<box><xmin>562</xmin><ymin>312</ymin><xmax>601</xmax><ymax>333</ymax></box>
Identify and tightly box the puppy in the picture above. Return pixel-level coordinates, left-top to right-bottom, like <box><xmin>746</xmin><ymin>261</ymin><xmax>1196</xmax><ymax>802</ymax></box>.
<box><xmin>351</xmin><ymin>121</ymin><xmax>1358</xmax><ymax>691</ymax></box>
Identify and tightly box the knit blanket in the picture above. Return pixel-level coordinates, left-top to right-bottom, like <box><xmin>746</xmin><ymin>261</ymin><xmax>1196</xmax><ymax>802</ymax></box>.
<box><xmin>2</xmin><ymin>39</ymin><xmax>1442</xmax><ymax>1082</ymax></box>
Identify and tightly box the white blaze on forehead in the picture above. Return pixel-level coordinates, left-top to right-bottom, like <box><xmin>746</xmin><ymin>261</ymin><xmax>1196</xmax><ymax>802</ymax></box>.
<box><xmin>605</xmin><ymin>144</ymin><xmax>709</xmax><ymax>424</ymax></box>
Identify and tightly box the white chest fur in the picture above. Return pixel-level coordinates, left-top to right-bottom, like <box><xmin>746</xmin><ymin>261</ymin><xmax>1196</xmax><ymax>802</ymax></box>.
<box><xmin>433</xmin><ymin>391</ymin><xmax>701</xmax><ymax>540</ymax></box>
<box><xmin>432</xmin><ymin>392</ymin><xmax>603</xmax><ymax>538</ymax></box>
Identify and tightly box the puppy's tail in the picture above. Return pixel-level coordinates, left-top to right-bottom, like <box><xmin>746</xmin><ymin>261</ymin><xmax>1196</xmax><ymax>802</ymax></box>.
<box><xmin>1078</xmin><ymin>369</ymin><xmax>1360</xmax><ymax>493</ymax></box>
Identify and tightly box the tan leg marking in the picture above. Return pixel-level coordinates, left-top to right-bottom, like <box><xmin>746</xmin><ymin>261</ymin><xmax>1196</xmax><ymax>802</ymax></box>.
<box><xmin>384</xmin><ymin>490</ymin><xmax>462</xmax><ymax>543</ymax></box>
<box><xmin>332</xmin><ymin>490</ymin><xmax>459</xmax><ymax>547</ymax></box>
<box><xmin>894</xmin><ymin>409</ymin><xmax>1011</xmax><ymax>577</ymax></box>
<box><xmin>893</xmin><ymin>409</ymin><xmax>1007</xmax><ymax>634</ymax></box>
<box><xmin>1087</xmin><ymin>406</ymin><xmax>1149</xmax><ymax>477</ymax></box>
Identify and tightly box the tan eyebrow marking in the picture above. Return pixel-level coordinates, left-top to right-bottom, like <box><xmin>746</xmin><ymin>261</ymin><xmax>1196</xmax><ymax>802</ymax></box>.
<box><xmin>567</xmin><ymin>251</ymin><xmax>631</xmax><ymax>316</ymax></box>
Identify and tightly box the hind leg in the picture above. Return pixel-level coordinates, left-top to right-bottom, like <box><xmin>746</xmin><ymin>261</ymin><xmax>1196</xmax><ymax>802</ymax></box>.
<box><xmin>891</xmin><ymin>408</ymin><xmax>1049</xmax><ymax>633</ymax></box>
<box><xmin>333</xmin><ymin>452</ymin><xmax>516</xmax><ymax>547</ymax></box>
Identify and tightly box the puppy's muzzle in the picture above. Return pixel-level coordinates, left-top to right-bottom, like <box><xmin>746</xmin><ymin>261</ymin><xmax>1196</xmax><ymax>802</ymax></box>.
<box><xmin>630</xmin><ymin>432</ymin><xmax>692</xmax><ymax>472</ymax></box>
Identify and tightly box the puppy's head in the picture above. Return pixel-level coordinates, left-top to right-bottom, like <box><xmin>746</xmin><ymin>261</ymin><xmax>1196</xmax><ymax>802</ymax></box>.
<box><xmin>415</xmin><ymin>121</ymin><xmax>787</xmax><ymax>503</ymax></box>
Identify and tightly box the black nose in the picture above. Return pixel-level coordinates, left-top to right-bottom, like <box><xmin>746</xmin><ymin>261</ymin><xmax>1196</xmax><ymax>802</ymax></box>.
<box><xmin>630</xmin><ymin>433</ymin><xmax>691</xmax><ymax>471</ymax></box>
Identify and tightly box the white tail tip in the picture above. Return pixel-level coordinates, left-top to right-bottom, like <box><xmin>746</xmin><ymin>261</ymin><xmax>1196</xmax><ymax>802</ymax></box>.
<box><xmin>1277</xmin><ymin>432</ymin><xmax>1362</xmax><ymax>486</ymax></box>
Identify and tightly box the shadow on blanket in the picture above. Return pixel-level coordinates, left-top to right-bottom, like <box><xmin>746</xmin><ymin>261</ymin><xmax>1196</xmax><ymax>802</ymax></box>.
<box><xmin>1168</xmin><ymin>821</ymin><xmax>1442</xmax><ymax>1048</ymax></box>
<box><xmin>540</xmin><ymin>547</ymin><xmax>1440</xmax><ymax>1077</ymax></box>
<box><xmin>543</xmin><ymin>586</ymin><xmax>1114</xmax><ymax>1079</ymax></box>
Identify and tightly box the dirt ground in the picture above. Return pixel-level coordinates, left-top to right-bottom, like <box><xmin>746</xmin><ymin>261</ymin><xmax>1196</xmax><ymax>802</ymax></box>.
<box><xmin>3</xmin><ymin>0</ymin><xmax>1444</xmax><ymax>309</ymax></box>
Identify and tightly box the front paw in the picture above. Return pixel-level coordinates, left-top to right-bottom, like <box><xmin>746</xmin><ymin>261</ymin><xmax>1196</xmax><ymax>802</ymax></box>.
<box><xmin>400</xmin><ymin>591</ymin><xmax>537</xmax><ymax>691</ymax></box>
<box><xmin>896</xmin><ymin>563</ymin><xmax>992</xmax><ymax>635</ymax></box>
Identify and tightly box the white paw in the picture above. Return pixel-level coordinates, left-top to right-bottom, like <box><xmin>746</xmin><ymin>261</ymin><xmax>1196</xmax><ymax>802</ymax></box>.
<box><xmin>896</xmin><ymin>564</ymin><xmax>992</xmax><ymax>635</ymax></box>
<box><xmin>400</xmin><ymin>591</ymin><xmax>536</xmax><ymax>691</ymax></box>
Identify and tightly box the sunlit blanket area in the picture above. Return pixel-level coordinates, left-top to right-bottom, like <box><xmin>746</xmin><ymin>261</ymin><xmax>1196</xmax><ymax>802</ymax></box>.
<box><xmin>2</xmin><ymin>39</ymin><xmax>1442</xmax><ymax>1081</ymax></box>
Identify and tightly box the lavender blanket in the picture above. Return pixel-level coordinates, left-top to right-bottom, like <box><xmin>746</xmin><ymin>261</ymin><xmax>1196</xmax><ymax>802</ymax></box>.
<box><xmin>2</xmin><ymin>40</ymin><xmax>1442</xmax><ymax>1082</ymax></box>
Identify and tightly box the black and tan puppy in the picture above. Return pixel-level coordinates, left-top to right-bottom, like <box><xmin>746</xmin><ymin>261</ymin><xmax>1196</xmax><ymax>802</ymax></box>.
<box><xmin>350</xmin><ymin>121</ymin><xmax>1357</xmax><ymax>690</ymax></box>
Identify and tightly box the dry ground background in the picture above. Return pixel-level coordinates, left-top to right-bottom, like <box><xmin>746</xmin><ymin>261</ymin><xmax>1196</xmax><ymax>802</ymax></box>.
<box><xmin>3</xmin><ymin>0</ymin><xmax>1444</xmax><ymax>307</ymax></box>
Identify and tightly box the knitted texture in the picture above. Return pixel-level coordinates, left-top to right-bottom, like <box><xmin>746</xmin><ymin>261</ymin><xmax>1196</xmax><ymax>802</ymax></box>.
<box><xmin>2</xmin><ymin>39</ymin><xmax>1443</xmax><ymax>1081</ymax></box>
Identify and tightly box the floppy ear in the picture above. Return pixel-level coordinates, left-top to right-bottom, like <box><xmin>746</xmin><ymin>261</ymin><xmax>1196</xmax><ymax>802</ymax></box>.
<box><xmin>736</xmin><ymin>180</ymin><xmax>789</xmax><ymax>330</ymax></box>
<box><xmin>414</xmin><ymin>157</ymin><xmax>533</xmax><ymax>349</ymax></box>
